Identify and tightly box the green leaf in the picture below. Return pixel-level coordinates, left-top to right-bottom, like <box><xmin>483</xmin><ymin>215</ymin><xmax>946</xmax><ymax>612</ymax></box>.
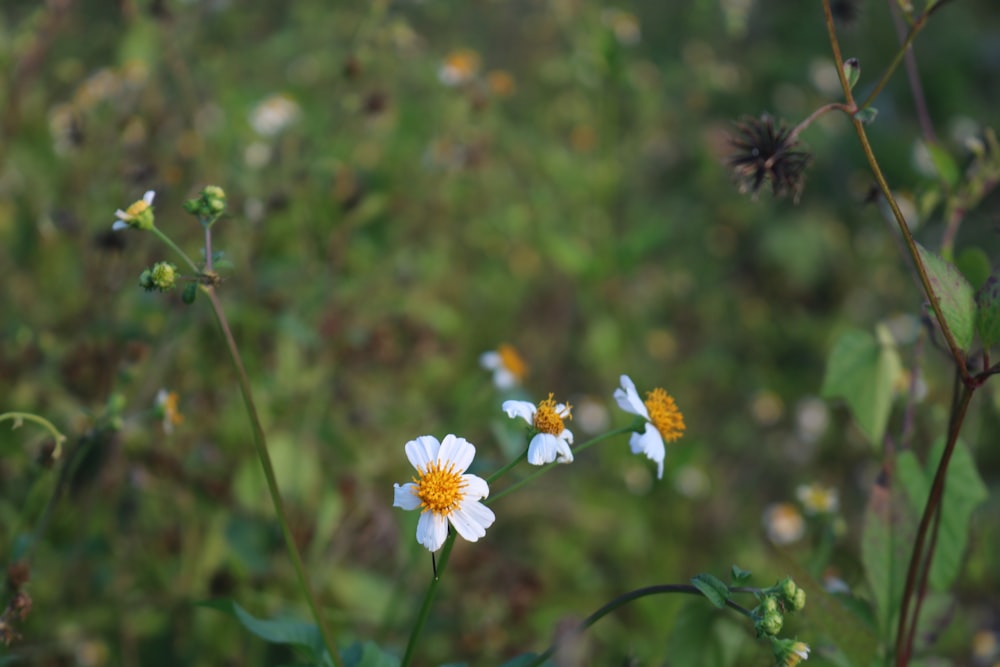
<box><xmin>975</xmin><ymin>272</ymin><xmax>1000</xmax><ymax>348</ymax></box>
<box><xmin>956</xmin><ymin>247</ymin><xmax>991</xmax><ymax>289</ymax></box>
<box><xmin>898</xmin><ymin>439</ymin><xmax>988</xmax><ymax>590</ymax></box>
<box><xmin>860</xmin><ymin>466</ymin><xmax>917</xmax><ymax>644</ymax></box>
<box><xmin>691</xmin><ymin>573</ymin><xmax>730</xmax><ymax>609</ymax></box>
<box><xmin>667</xmin><ymin>601</ymin><xmax>744</xmax><ymax>667</ymax></box>
<box><xmin>730</xmin><ymin>565</ymin><xmax>752</xmax><ymax>584</ymax></box>
<box><xmin>341</xmin><ymin>641</ymin><xmax>400</xmax><ymax>667</ymax></box>
<box><xmin>821</xmin><ymin>326</ymin><xmax>902</xmax><ymax>447</ymax></box>
<box><xmin>855</xmin><ymin>107</ymin><xmax>878</xmax><ymax>124</ymax></box>
<box><xmin>776</xmin><ymin>555</ymin><xmax>879</xmax><ymax>667</ymax></box>
<box><xmin>925</xmin><ymin>142</ymin><xmax>960</xmax><ymax>187</ymax></box>
<box><xmin>843</xmin><ymin>57</ymin><xmax>860</xmax><ymax>89</ymax></box>
<box><xmin>199</xmin><ymin>599</ymin><xmax>331</xmax><ymax>666</ymax></box>
<box><xmin>916</xmin><ymin>243</ymin><xmax>976</xmax><ymax>352</ymax></box>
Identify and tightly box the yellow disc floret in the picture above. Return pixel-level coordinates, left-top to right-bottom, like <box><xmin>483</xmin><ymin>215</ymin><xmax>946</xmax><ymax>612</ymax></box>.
<box><xmin>644</xmin><ymin>388</ymin><xmax>685</xmax><ymax>442</ymax></box>
<box><xmin>498</xmin><ymin>343</ymin><xmax>528</xmax><ymax>381</ymax></box>
<box><xmin>533</xmin><ymin>393</ymin><xmax>570</xmax><ymax>435</ymax></box>
<box><xmin>414</xmin><ymin>460</ymin><xmax>467</xmax><ymax>515</ymax></box>
<box><xmin>126</xmin><ymin>198</ymin><xmax>150</xmax><ymax>217</ymax></box>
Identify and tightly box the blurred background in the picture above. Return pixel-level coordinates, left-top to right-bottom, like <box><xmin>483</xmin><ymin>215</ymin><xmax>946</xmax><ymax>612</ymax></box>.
<box><xmin>2</xmin><ymin>1</ymin><xmax>1000</xmax><ymax>665</ymax></box>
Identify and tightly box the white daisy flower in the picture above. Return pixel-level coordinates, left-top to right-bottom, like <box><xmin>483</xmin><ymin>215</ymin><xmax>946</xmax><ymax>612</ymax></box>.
<box><xmin>112</xmin><ymin>190</ymin><xmax>155</xmax><ymax>231</ymax></box>
<box><xmin>480</xmin><ymin>344</ymin><xmax>528</xmax><ymax>390</ymax></box>
<box><xmin>502</xmin><ymin>393</ymin><xmax>574</xmax><ymax>465</ymax></box>
<box><xmin>613</xmin><ymin>374</ymin><xmax>685</xmax><ymax>480</ymax></box>
<box><xmin>796</xmin><ymin>483</ymin><xmax>839</xmax><ymax>515</ymax></box>
<box><xmin>393</xmin><ymin>434</ymin><xmax>495</xmax><ymax>552</ymax></box>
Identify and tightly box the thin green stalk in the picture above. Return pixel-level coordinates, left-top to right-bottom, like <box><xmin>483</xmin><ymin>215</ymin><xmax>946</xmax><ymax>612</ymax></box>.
<box><xmin>150</xmin><ymin>226</ymin><xmax>200</xmax><ymax>274</ymax></box>
<box><xmin>856</xmin><ymin>11</ymin><xmax>929</xmax><ymax>112</ymax></box>
<box><xmin>527</xmin><ymin>585</ymin><xmax>753</xmax><ymax>667</ymax></box>
<box><xmin>821</xmin><ymin>0</ymin><xmax>969</xmax><ymax>381</ymax></box>
<box><xmin>202</xmin><ymin>286</ymin><xmax>344</xmax><ymax>667</ymax></box>
<box><xmin>400</xmin><ymin>532</ymin><xmax>458</xmax><ymax>667</ymax></box>
<box><xmin>486</xmin><ymin>426</ymin><xmax>636</xmax><ymax>506</ymax></box>
<box><xmin>894</xmin><ymin>385</ymin><xmax>974</xmax><ymax>666</ymax></box>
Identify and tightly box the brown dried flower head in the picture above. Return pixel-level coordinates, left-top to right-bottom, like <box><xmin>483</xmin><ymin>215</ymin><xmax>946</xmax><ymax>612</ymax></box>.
<box><xmin>729</xmin><ymin>114</ymin><xmax>812</xmax><ymax>203</ymax></box>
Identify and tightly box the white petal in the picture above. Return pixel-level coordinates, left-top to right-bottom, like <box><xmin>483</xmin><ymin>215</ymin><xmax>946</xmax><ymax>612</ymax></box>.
<box><xmin>449</xmin><ymin>500</ymin><xmax>495</xmax><ymax>542</ymax></box>
<box><xmin>527</xmin><ymin>433</ymin><xmax>558</xmax><ymax>465</ymax></box>
<box><xmin>416</xmin><ymin>511</ymin><xmax>449</xmax><ymax>551</ymax></box>
<box><xmin>614</xmin><ymin>374</ymin><xmax>650</xmax><ymax>419</ymax></box>
<box><xmin>393</xmin><ymin>483</ymin><xmax>422</xmax><ymax>510</ymax></box>
<box><xmin>630</xmin><ymin>424</ymin><xmax>666</xmax><ymax>479</ymax></box>
<box><xmin>479</xmin><ymin>351</ymin><xmax>500</xmax><ymax>370</ymax></box>
<box><xmin>111</xmin><ymin>220</ymin><xmax>130</xmax><ymax>231</ymax></box>
<box><xmin>554</xmin><ymin>437</ymin><xmax>574</xmax><ymax>464</ymax></box>
<box><xmin>142</xmin><ymin>190</ymin><xmax>156</xmax><ymax>204</ymax></box>
<box><xmin>114</xmin><ymin>208</ymin><xmax>130</xmax><ymax>219</ymax></box>
<box><xmin>439</xmin><ymin>434</ymin><xmax>475</xmax><ymax>473</ymax></box>
<box><xmin>493</xmin><ymin>368</ymin><xmax>517</xmax><ymax>389</ymax></box>
<box><xmin>556</xmin><ymin>403</ymin><xmax>572</xmax><ymax>417</ymax></box>
<box><xmin>461</xmin><ymin>473</ymin><xmax>490</xmax><ymax>500</ymax></box>
<box><xmin>560</xmin><ymin>428</ymin><xmax>574</xmax><ymax>445</ymax></box>
<box><xmin>404</xmin><ymin>435</ymin><xmax>440</xmax><ymax>471</ymax></box>
<box><xmin>502</xmin><ymin>400</ymin><xmax>536</xmax><ymax>424</ymax></box>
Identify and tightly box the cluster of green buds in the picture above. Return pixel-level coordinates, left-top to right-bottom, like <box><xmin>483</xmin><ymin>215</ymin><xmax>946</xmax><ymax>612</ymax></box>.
<box><xmin>749</xmin><ymin>578</ymin><xmax>808</xmax><ymax>665</ymax></box>
<box><xmin>183</xmin><ymin>185</ymin><xmax>227</xmax><ymax>225</ymax></box>
<box><xmin>139</xmin><ymin>262</ymin><xmax>178</xmax><ymax>292</ymax></box>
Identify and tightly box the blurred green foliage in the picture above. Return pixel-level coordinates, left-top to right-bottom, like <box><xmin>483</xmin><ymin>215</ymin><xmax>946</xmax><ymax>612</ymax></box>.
<box><xmin>1</xmin><ymin>0</ymin><xmax>1000</xmax><ymax>665</ymax></box>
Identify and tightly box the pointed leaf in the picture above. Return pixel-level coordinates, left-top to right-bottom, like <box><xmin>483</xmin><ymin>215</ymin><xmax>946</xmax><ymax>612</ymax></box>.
<box><xmin>917</xmin><ymin>243</ymin><xmax>976</xmax><ymax>352</ymax></box>
<box><xmin>821</xmin><ymin>326</ymin><xmax>901</xmax><ymax>447</ymax></box>
<box><xmin>730</xmin><ymin>565</ymin><xmax>752</xmax><ymax>584</ymax></box>
<box><xmin>975</xmin><ymin>272</ymin><xmax>1000</xmax><ymax>348</ymax></box>
<box><xmin>691</xmin><ymin>573</ymin><xmax>730</xmax><ymax>609</ymax></box>
<box><xmin>924</xmin><ymin>143</ymin><xmax>960</xmax><ymax>186</ymax></box>
<box><xmin>956</xmin><ymin>247</ymin><xmax>990</xmax><ymax>290</ymax></box>
<box><xmin>861</xmin><ymin>466</ymin><xmax>917</xmax><ymax>643</ymax></box>
<box><xmin>898</xmin><ymin>439</ymin><xmax>988</xmax><ymax>590</ymax></box>
<box><xmin>199</xmin><ymin>599</ymin><xmax>330</xmax><ymax>666</ymax></box>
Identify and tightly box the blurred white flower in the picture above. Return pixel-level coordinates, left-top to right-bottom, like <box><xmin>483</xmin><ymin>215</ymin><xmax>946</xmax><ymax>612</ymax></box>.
<box><xmin>249</xmin><ymin>93</ymin><xmax>300</xmax><ymax>137</ymax></box>
<box><xmin>479</xmin><ymin>344</ymin><xmax>527</xmax><ymax>389</ymax></box>
<box><xmin>763</xmin><ymin>502</ymin><xmax>805</xmax><ymax>545</ymax></box>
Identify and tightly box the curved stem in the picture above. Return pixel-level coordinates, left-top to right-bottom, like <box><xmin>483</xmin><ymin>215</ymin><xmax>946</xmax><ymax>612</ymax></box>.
<box><xmin>486</xmin><ymin>426</ymin><xmax>636</xmax><ymax>506</ymax></box>
<box><xmin>857</xmin><ymin>11</ymin><xmax>930</xmax><ymax>112</ymax></box>
<box><xmin>201</xmin><ymin>286</ymin><xmax>343</xmax><ymax>667</ymax></box>
<box><xmin>528</xmin><ymin>585</ymin><xmax>753</xmax><ymax>667</ymax></box>
<box><xmin>0</xmin><ymin>412</ymin><xmax>67</xmax><ymax>460</ymax></box>
<box><xmin>787</xmin><ymin>103</ymin><xmax>854</xmax><ymax>143</ymax></box>
<box><xmin>400</xmin><ymin>532</ymin><xmax>457</xmax><ymax>667</ymax></box>
<box><xmin>822</xmin><ymin>0</ymin><xmax>969</xmax><ymax>381</ymax></box>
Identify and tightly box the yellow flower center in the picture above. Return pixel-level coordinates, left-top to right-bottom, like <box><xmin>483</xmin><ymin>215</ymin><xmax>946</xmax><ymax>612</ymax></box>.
<box><xmin>498</xmin><ymin>343</ymin><xmax>527</xmax><ymax>380</ymax></box>
<box><xmin>126</xmin><ymin>199</ymin><xmax>150</xmax><ymax>217</ymax></box>
<box><xmin>644</xmin><ymin>388</ymin><xmax>685</xmax><ymax>442</ymax></box>
<box><xmin>413</xmin><ymin>460</ymin><xmax>466</xmax><ymax>515</ymax></box>
<box><xmin>444</xmin><ymin>49</ymin><xmax>480</xmax><ymax>77</ymax></box>
<box><xmin>162</xmin><ymin>391</ymin><xmax>183</xmax><ymax>426</ymax></box>
<box><xmin>533</xmin><ymin>393</ymin><xmax>570</xmax><ymax>435</ymax></box>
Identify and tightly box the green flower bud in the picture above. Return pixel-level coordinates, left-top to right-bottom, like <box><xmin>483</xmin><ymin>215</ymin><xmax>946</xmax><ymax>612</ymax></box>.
<box><xmin>139</xmin><ymin>262</ymin><xmax>178</xmax><ymax>292</ymax></box>
<box><xmin>843</xmin><ymin>57</ymin><xmax>860</xmax><ymax>90</ymax></box>
<box><xmin>756</xmin><ymin>609</ymin><xmax>783</xmax><ymax>637</ymax></box>
<box><xmin>792</xmin><ymin>588</ymin><xmax>806</xmax><ymax>612</ymax></box>
<box><xmin>182</xmin><ymin>283</ymin><xmax>197</xmax><ymax>304</ymax></box>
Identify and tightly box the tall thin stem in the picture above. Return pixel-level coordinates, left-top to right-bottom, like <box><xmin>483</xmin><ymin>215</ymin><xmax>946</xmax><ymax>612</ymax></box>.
<box><xmin>400</xmin><ymin>533</ymin><xmax>458</xmax><ymax>667</ymax></box>
<box><xmin>202</xmin><ymin>285</ymin><xmax>344</xmax><ymax>667</ymax></box>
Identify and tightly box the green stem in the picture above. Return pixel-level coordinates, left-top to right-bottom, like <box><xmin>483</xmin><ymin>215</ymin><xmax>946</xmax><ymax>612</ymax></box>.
<box><xmin>787</xmin><ymin>102</ymin><xmax>853</xmax><ymax>143</ymax></box>
<box><xmin>201</xmin><ymin>286</ymin><xmax>343</xmax><ymax>667</ymax></box>
<box><xmin>400</xmin><ymin>532</ymin><xmax>458</xmax><ymax>667</ymax></box>
<box><xmin>486</xmin><ymin>426</ymin><xmax>636</xmax><ymax>506</ymax></box>
<box><xmin>0</xmin><ymin>412</ymin><xmax>67</xmax><ymax>460</ymax></box>
<box><xmin>150</xmin><ymin>226</ymin><xmax>201</xmax><ymax>274</ymax></box>
<box><xmin>821</xmin><ymin>0</ymin><xmax>969</xmax><ymax>381</ymax></box>
<box><xmin>528</xmin><ymin>585</ymin><xmax>753</xmax><ymax>667</ymax></box>
<box><xmin>856</xmin><ymin>11</ymin><xmax>929</xmax><ymax>112</ymax></box>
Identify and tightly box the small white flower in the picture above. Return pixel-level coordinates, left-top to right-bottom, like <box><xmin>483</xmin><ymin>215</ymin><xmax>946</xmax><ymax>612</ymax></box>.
<box><xmin>479</xmin><ymin>343</ymin><xmax>527</xmax><ymax>389</ymax></box>
<box><xmin>763</xmin><ymin>502</ymin><xmax>805</xmax><ymax>545</ymax></box>
<box><xmin>112</xmin><ymin>190</ymin><xmax>155</xmax><ymax>231</ymax></box>
<box><xmin>796</xmin><ymin>483</ymin><xmax>839</xmax><ymax>515</ymax></box>
<box><xmin>502</xmin><ymin>393</ymin><xmax>574</xmax><ymax>465</ymax></box>
<box><xmin>393</xmin><ymin>434</ymin><xmax>495</xmax><ymax>552</ymax></box>
<box><xmin>613</xmin><ymin>375</ymin><xmax>685</xmax><ymax>480</ymax></box>
<box><xmin>249</xmin><ymin>93</ymin><xmax>301</xmax><ymax>137</ymax></box>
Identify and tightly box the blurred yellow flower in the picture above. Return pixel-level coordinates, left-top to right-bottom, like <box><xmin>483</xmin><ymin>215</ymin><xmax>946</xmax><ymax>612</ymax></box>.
<box><xmin>796</xmin><ymin>483</ymin><xmax>839</xmax><ymax>515</ymax></box>
<box><xmin>487</xmin><ymin>70</ymin><xmax>516</xmax><ymax>97</ymax></box>
<box><xmin>156</xmin><ymin>389</ymin><xmax>183</xmax><ymax>434</ymax></box>
<box><xmin>480</xmin><ymin>343</ymin><xmax>528</xmax><ymax>389</ymax></box>
<box><xmin>439</xmin><ymin>49</ymin><xmax>480</xmax><ymax>86</ymax></box>
<box><xmin>763</xmin><ymin>502</ymin><xmax>805</xmax><ymax>545</ymax></box>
